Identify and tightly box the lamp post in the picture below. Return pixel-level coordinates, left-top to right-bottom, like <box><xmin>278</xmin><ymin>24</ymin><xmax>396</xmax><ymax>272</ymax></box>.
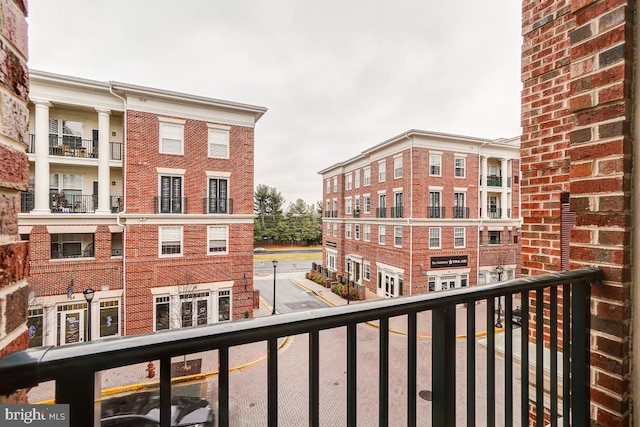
<box><xmin>272</xmin><ymin>260</ymin><xmax>278</xmax><ymax>315</ymax></box>
<box><xmin>494</xmin><ymin>266</ymin><xmax>504</xmax><ymax>328</ymax></box>
<box><xmin>83</xmin><ymin>288</ymin><xmax>95</xmax><ymax>341</ymax></box>
<box><xmin>346</xmin><ymin>257</ymin><xmax>351</xmax><ymax>305</ymax></box>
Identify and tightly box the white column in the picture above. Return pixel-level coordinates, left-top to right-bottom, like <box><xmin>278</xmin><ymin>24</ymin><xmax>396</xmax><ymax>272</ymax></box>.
<box><xmin>480</xmin><ymin>156</ymin><xmax>488</xmax><ymax>219</ymax></box>
<box><xmin>32</xmin><ymin>100</ymin><xmax>52</xmax><ymax>214</ymax></box>
<box><xmin>96</xmin><ymin>108</ymin><xmax>111</xmax><ymax>214</ymax></box>
<box><xmin>501</xmin><ymin>158</ymin><xmax>508</xmax><ymax>219</ymax></box>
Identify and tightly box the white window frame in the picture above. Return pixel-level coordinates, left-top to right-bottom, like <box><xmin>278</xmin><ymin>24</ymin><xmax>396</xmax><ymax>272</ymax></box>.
<box><xmin>332</xmin><ymin>223</ymin><xmax>337</xmax><ymax>237</ymax></box>
<box><xmin>430</xmin><ymin>153</ymin><xmax>442</xmax><ymax>176</ymax></box>
<box><xmin>454</xmin><ymin>156</ymin><xmax>466</xmax><ymax>178</ymax></box>
<box><xmin>208</xmin><ymin>225</ymin><xmax>229</xmax><ymax>255</ymax></box>
<box><xmin>363</xmin><ymin>261</ymin><xmax>371</xmax><ymax>281</ymax></box>
<box><xmin>363</xmin><ymin>167</ymin><xmax>371</xmax><ymax>186</ymax></box>
<box><xmin>378</xmin><ymin>225</ymin><xmax>386</xmax><ymax>245</ymax></box>
<box><xmin>354</xmin><ymin>170</ymin><xmax>360</xmax><ymax>188</ymax></box>
<box><xmin>326</xmin><ymin>179</ymin><xmax>331</xmax><ymax>194</ymax></box>
<box><xmin>364</xmin><ymin>195</ymin><xmax>371</xmax><ymax>213</ymax></box>
<box><xmin>159</xmin><ymin>226</ymin><xmax>183</xmax><ymax>257</ymax></box>
<box><xmin>454</xmin><ymin>227</ymin><xmax>465</xmax><ymax>248</ymax></box>
<box><xmin>355</xmin><ymin>224</ymin><xmax>360</xmax><ymax>240</ymax></box>
<box><xmin>207</xmin><ymin>124</ymin><xmax>230</xmax><ymax>159</ymax></box>
<box><xmin>394</xmin><ymin>156</ymin><xmax>403</xmax><ymax>178</ymax></box>
<box><xmin>429</xmin><ymin>227</ymin><xmax>441</xmax><ymax>249</ymax></box>
<box><xmin>345</xmin><ymin>197</ymin><xmax>353</xmax><ymax>214</ymax></box>
<box><xmin>154</xmin><ymin>295</ymin><xmax>171</xmax><ymax>331</ymax></box>
<box><xmin>394</xmin><ymin>226</ymin><xmax>402</xmax><ymax>247</ymax></box>
<box><xmin>345</xmin><ymin>173</ymin><xmax>353</xmax><ymax>190</ymax></box>
<box><xmin>364</xmin><ymin>224</ymin><xmax>371</xmax><ymax>241</ymax></box>
<box><xmin>345</xmin><ymin>223</ymin><xmax>352</xmax><ymax>239</ymax></box>
<box><xmin>159</xmin><ymin>118</ymin><xmax>185</xmax><ymax>155</ymax></box>
<box><xmin>378</xmin><ymin>161</ymin><xmax>386</xmax><ymax>182</ymax></box>
<box><xmin>333</xmin><ymin>176</ymin><xmax>338</xmax><ymax>192</ymax></box>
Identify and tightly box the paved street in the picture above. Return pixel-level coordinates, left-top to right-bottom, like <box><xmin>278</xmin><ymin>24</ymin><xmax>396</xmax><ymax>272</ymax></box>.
<box><xmin>27</xmin><ymin>272</ymin><xmax>523</xmax><ymax>426</ymax></box>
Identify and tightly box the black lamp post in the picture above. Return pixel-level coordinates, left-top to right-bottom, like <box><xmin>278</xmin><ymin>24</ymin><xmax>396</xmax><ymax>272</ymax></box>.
<box><xmin>83</xmin><ymin>288</ymin><xmax>95</xmax><ymax>341</ymax></box>
<box><xmin>495</xmin><ymin>266</ymin><xmax>504</xmax><ymax>328</ymax></box>
<box><xmin>272</xmin><ymin>260</ymin><xmax>278</xmax><ymax>315</ymax></box>
<box><xmin>346</xmin><ymin>257</ymin><xmax>351</xmax><ymax>305</ymax></box>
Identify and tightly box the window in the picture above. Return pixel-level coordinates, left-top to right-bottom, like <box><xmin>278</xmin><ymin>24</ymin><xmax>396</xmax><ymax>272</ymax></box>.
<box><xmin>454</xmin><ymin>156</ymin><xmax>466</xmax><ymax>177</ymax></box>
<box><xmin>394</xmin><ymin>156</ymin><xmax>403</xmax><ymax>178</ymax></box>
<box><xmin>364</xmin><ymin>224</ymin><xmax>371</xmax><ymax>241</ymax></box>
<box><xmin>430</xmin><ymin>154</ymin><xmax>442</xmax><ymax>176</ymax></box>
<box><xmin>394</xmin><ymin>226</ymin><xmax>403</xmax><ymax>247</ymax></box>
<box><xmin>454</xmin><ymin>192</ymin><xmax>466</xmax><ymax>218</ymax></box>
<box><xmin>50</xmin><ymin>233</ymin><xmax>91</xmax><ymax>259</ymax></box>
<box><xmin>159</xmin><ymin>176</ymin><xmax>183</xmax><ymax>213</ymax></box>
<box><xmin>429</xmin><ymin>191</ymin><xmax>441</xmax><ymax>218</ymax></box>
<box><xmin>355</xmin><ymin>224</ymin><xmax>360</xmax><ymax>240</ymax></box>
<box><xmin>363</xmin><ymin>262</ymin><xmax>371</xmax><ymax>281</ymax></box>
<box><xmin>99</xmin><ymin>300</ymin><xmax>119</xmax><ymax>338</ymax></box>
<box><xmin>363</xmin><ymin>167</ymin><xmax>371</xmax><ymax>186</ymax></box>
<box><xmin>377</xmin><ymin>193</ymin><xmax>387</xmax><ymax>218</ymax></box>
<box><xmin>50</xmin><ymin>173</ymin><xmax>83</xmax><ymax>211</ymax></box>
<box><xmin>49</xmin><ymin>118</ymin><xmax>83</xmax><ymax>148</ymax></box>
<box><xmin>378</xmin><ymin>225</ymin><xmax>386</xmax><ymax>245</ymax></box>
<box><xmin>327</xmin><ymin>250</ymin><xmax>337</xmax><ymax>272</ymax></box>
<box><xmin>378</xmin><ymin>161</ymin><xmax>386</xmax><ymax>182</ymax></box>
<box><xmin>461</xmin><ymin>274</ymin><xmax>468</xmax><ymax>287</ymax></box>
<box><xmin>364</xmin><ymin>195</ymin><xmax>371</xmax><ymax>213</ymax></box>
<box><xmin>160</xmin><ymin>226</ymin><xmax>182</xmax><ymax>256</ymax></box>
<box><xmin>181</xmin><ymin>292</ymin><xmax>210</xmax><ymax>327</ymax></box>
<box><xmin>354</xmin><ymin>197</ymin><xmax>360</xmax><ymax>215</ymax></box>
<box><xmin>428</xmin><ymin>277</ymin><xmax>436</xmax><ymax>292</ymax></box>
<box><xmin>354</xmin><ymin>170</ymin><xmax>360</xmax><ymax>188</ymax></box>
<box><xmin>479</xmin><ymin>230</ymin><xmax>483</xmax><ymax>245</ymax></box>
<box><xmin>345</xmin><ymin>224</ymin><xmax>352</xmax><ymax>239</ymax></box>
<box><xmin>218</xmin><ymin>290</ymin><xmax>231</xmax><ymax>321</ymax></box>
<box><xmin>208</xmin><ymin>126</ymin><xmax>230</xmax><ymax>158</ymax></box>
<box><xmin>345</xmin><ymin>173</ymin><xmax>352</xmax><ymax>190</ymax></box>
<box><xmin>429</xmin><ymin>227</ymin><xmax>441</xmax><ymax>248</ymax></box>
<box><xmin>326</xmin><ymin>180</ymin><xmax>331</xmax><ymax>194</ymax></box>
<box><xmin>208</xmin><ymin>226</ymin><xmax>228</xmax><ymax>254</ymax></box>
<box><xmin>345</xmin><ymin>197</ymin><xmax>352</xmax><ymax>214</ymax></box>
<box><xmin>159</xmin><ymin>121</ymin><xmax>184</xmax><ymax>155</ymax></box>
<box><xmin>488</xmin><ymin>230</ymin><xmax>502</xmax><ymax>244</ymax></box>
<box><xmin>208</xmin><ymin>178</ymin><xmax>228</xmax><ymax>213</ymax></box>
<box><xmin>454</xmin><ymin>227</ymin><xmax>465</xmax><ymax>248</ymax></box>
<box><xmin>28</xmin><ymin>308</ymin><xmax>43</xmax><ymax>347</ymax></box>
<box><xmin>155</xmin><ymin>296</ymin><xmax>170</xmax><ymax>331</ymax></box>
<box><xmin>392</xmin><ymin>192</ymin><xmax>403</xmax><ymax>218</ymax></box>
<box><xmin>332</xmin><ymin>223</ymin><xmax>337</xmax><ymax>236</ymax></box>
<box><xmin>326</xmin><ymin>222</ymin><xmax>331</xmax><ymax>234</ymax></box>
<box><xmin>333</xmin><ymin>177</ymin><xmax>338</xmax><ymax>192</ymax></box>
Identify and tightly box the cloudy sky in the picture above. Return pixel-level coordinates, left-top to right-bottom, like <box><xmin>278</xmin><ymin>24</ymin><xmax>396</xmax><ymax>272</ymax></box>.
<box><xmin>28</xmin><ymin>1</ymin><xmax>522</xmax><ymax>207</ymax></box>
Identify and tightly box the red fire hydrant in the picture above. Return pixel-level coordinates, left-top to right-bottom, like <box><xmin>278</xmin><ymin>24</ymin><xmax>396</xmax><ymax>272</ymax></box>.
<box><xmin>146</xmin><ymin>362</ymin><xmax>155</xmax><ymax>378</ymax></box>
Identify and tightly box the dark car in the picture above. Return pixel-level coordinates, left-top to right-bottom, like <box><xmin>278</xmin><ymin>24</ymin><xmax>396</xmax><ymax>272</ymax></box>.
<box><xmin>100</xmin><ymin>391</ymin><xmax>214</xmax><ymax>427</ymax></box>
<box><xmin>512</xmin><ymin>306</ymin><xmax>522</xmax><ymax>327</ymax></box>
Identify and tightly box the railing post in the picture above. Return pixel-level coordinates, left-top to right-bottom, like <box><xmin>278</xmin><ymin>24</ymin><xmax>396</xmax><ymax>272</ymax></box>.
<box><xmin>56</xmin><ymin>371</ymin><xmax>95</xmax><ymax>427</ymax></box>
<box><xmin>571</xmin><ymin>281</ymin><xmax>591</xmax><ymax>425</ymax></box>
<box><xmin>268</xmin><ymin>337</ymin><xmax>278</xmax><ymax>427</ymax></box>
<box><xmin>432</xmin><ymin>305</ymin><xmax>456</xmax><ymax>427</ymax></box>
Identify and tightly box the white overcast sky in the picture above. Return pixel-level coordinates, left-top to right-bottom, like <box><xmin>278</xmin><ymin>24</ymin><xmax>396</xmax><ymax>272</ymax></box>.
<box><xmin>28</xmin><ymin>1</ymin><xmax>522</xmax><ymax>207</ymax></box>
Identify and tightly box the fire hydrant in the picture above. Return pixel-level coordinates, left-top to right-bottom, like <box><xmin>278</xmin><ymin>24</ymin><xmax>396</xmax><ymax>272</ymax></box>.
<box><xmin>146</xmin><ymin>362</ymin><xmax>155</xmax><ymax>378</ymax></box>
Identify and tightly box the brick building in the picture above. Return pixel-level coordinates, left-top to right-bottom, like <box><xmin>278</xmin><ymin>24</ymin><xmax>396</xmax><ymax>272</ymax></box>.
<box><xmin>521</xmin><ymin>1</ymin><xmax>636</xmax><ymax>425</ymax></box>
<box><xmin>21</xmin><ymin>70</ymin><xmax>266</xmax><ymax>345</ymax></box>
<box><xmin>318</xmin><ymin>130</ymin><xmax>521</xmax><ymax>297</ymax></box>
<box><xmin>0</xmin><ymin>0</ymin><xmax>29</xmax><ymax>405</ymax></box>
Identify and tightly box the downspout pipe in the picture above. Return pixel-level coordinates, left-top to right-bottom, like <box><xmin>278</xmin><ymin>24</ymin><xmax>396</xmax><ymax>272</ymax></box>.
<box><xmin>109</xmin><ymin>84</ymin><xmax>128</xmax><ymax>335</ymax></box>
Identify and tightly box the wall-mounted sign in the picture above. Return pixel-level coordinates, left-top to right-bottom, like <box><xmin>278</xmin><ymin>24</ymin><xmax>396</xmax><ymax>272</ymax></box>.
<box><xmin>431</xmin><ymin>255</ymin><xmax>468</xmax><ymax>268</ymax></box>
<box><xmin>325</xmin><ymin>241</ymin><xmax>337</xmax><ymax>248</ymax></box>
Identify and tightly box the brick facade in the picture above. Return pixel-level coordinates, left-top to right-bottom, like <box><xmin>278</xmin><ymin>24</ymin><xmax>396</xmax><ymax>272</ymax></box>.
<box><xmin>521</xmin><ymin>1</ymin><xmax>634</xmax><ymax>424</ymax></box>
<box><xmin>0</xmin><ymin>0</ymin><xmax>28</xmax><ymax>405</ymax></box>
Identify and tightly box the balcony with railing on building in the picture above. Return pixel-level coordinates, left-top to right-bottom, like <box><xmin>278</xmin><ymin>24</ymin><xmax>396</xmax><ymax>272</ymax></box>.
<box><xmin>390</xmin><ymin>206</ymin><xmax>403</xmax><ymax>218</ymax></box>
<box><xmin>485</xmin><ymin>207</ymin><xmax>503</xmax><ymax>219</ymax></box>
<box><xmin>50</xmin><ymin>192</ymin><xmax>95</xmax><ymax>213</ymax></box>
<box><xmin>376</xmin><ymin>207</ymin><xmax>386</xmax><ymax>218</ymax></box>
<box><xmin>155</xmin><ymin>197</ymin><xmax>187</xmax><ymax>214</ymax></box>
<box><xmin>485</xmin><ymin>175</ymin><xmax>502</xmax><ymax>187</ymax></box>
<box><xmin>428</xmin><ymin>206</ymin><xmax>445</xmax><ymax>219</ymax></box>
<box><xmin>452</xmin><ymin>206</ymin><xmax>470</xmax><ymax>219</ymax></box>
<box><xmin>51</xmin><ymin>238</ymin><xmax>94</xmax><ymax>259</ymax></box>
<box><xmin>27</xmin><ymin>134</ymin><xmax>123</xmax><ymax>160</ymax></box>
<box><xmin>0</xmin><ymin>267</ymin><xmax>600</xmax><ymax>426</ymax></box>
<box><xmin>204</xmin><ymin>198</ymin><xmax>233</xmax><ymax>214</ymax></box>
<box><xmin>353</xmin><ymin>209</ymin><xmax>360</xmax><ymax>218</ymax></box>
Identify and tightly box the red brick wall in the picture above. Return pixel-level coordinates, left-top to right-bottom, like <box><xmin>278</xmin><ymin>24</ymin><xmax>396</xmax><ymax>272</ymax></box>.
<box><xmin>521</xmin><ymin>0</ymin><xmax>633</xmax><ymax>424</ymax></box>
<box><xmin>0</xmin><ymin>0</ymin><xmax>29</xmax><ymax>405</ymax></box>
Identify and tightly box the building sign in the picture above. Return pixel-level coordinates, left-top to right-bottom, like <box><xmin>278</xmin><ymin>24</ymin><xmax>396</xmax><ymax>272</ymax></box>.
<box><xmin>430</xmin><ymin>255</ymin><xmax>468</xmax><ymax>268</ymax></box>
<box><xmin>325</xmin><ymin>241</ymin><xmax>337</xmax><ymax>248</ymax></box>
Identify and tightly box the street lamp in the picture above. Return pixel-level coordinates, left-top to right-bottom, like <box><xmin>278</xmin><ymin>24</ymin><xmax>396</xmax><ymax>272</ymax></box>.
<box><xmin>272</xmin><ymin>260</ymin><xmax>278</xmax><ymax>315</ymax></box>
<box><xmin>83</xmin><ymin>288</ymin><xmax>95</xmax><ymax>341</ymax></box>
<box><xmin>495</xmin><ymin>266</ymin><xmax>504</xmax><ymax>328</ymax></box>
<box><xmin>346</xmin><ymin>257</ymin><xmax>351</xmax><ymax>305</ymax></box>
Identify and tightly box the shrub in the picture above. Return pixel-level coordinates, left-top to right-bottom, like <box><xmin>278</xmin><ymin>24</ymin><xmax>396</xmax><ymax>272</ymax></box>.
<box><xmin>306</xmin><ymin>271</ymin><xmax>327</xmax><ymax>287</ymax></box>
<box><xmin>331</xmin><ymin>283</ymin><xmax>360</xmax><ymax>301</ymax></box>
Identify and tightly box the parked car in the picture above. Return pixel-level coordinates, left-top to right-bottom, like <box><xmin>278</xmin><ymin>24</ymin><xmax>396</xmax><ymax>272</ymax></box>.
<box><xmin>100</xmin><ymin>391</ymin><xmax>214</xmax><ymax>426</ymax></box>
<box><xmin>512</xmin><ymin>306</ymin><xmax>522</xmax><ymax>327</ymax></box>
<box><xmin>253</xmin><ymin>247</ymin><xmax>267</xmax><ymax>253</ymax></box>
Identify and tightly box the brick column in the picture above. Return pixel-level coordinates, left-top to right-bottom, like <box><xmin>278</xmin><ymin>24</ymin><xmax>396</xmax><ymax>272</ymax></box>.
<box><xmin>0</xmin><ymin>0</ymin><xmax>29</xmax><ymax>405</ymax></box>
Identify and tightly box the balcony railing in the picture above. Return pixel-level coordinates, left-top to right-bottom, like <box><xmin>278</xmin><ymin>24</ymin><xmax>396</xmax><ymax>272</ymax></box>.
<box><xmin>204</xmin><ymin>198</ymin><xmax>233</xmax><ymax>214</ymax></box>
<box><xmin>486</xmin><ymin>175</ymin><xmax>502</xmax><ymax>187</ymax></box>
<box><xmin>51</xmin><ymin>194</ymin><xmax>96</xmax><ymax>213</ymax></box>
<box><xmin>28</xmin><ymin>134</ymin><xmax>123</xmax><ymax>160</ymax></box>
<box><xmin>154</xmin><ymin>197</ymin><xmax>187</xmax><ymax>214</ymax></box>
<box><xmin>428</xmin><ymin>206</ymin><xmax>445</xmax><ymax>218</ymax></box>
<box><xmin>487</xmin><ymin>208</ymin><xmax>502</xmax><ymax>219</ymax></box>
<box><xmin>376</xmin><ymin>207</ymin><xmax>386</xmax><ymax>218</ymax></box>
<box><xmin>0</xmin><ymin>267</ymin><xmax>599</xmax><ymax>427</ymax></box>
<box><xmin>390</xmin><ymin>206</ymin><xmax>403</xmax><ymax>218</ymax></box>
<box><xmin>353</xmin><ymin>209</ymin><xmax>360</xmax><ymax>218</ymax></box>
<box><xmin>453</xmin><ymin>206</ymin><xmax>470</xmax><ymax>219</ymax></box>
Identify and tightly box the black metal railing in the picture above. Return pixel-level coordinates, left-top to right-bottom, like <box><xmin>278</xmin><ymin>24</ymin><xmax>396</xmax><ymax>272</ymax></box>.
<box><xmin>376</xmin><ymin>207</ymin><xmax>386</xmax><ymax>218</ymax></box>
<box><xmin>204</xmin><ymin>198</ymin><xmax>233</xmax><ymax>214</ymax></box>
<box><xmin>154</xmin><ymin>197</ymin><xmax>187</xmax><ymax>214</ymax></box>
<box><xmin>390</xmin><ymin>206</ymin><xmax>403</xmax><ymax>218</ymax></box>
<box><xmin>51</xmin><ymin>194</ymin><xmax>96</xmax><ymax>213</ymax></box>
<box><xmin>28</xmin><ymin>134</ymin><xmax>123</xmax><ymax>160</ymax></box>
<box><xmin>0</xmin><ymin>268</ymin><xmax>599</xmax><ymax>427</ymax></box>
<box><xmin>487</xmin><ymin>208</ymin><xmax>502</xmax><ymax>219</ymax></box>
<box><xmin>487</xmin><ymin>175</ymin><xmax>502</xmax><ymax>186</ymax></box>
<box><xmin>428</xmin><ymin>206</ymin><xmax>445</xmax><ymax>218</ymax></box>
<box><xmin>51</xmin><ymin>243</ymin><xmax>95</xmax><ymax>259</ymax></box>
<box><xmin>453</xmin><ymin>206</ymin><xmax>470</xmax><ymax>219</ymax></box>
<box><xmin>353</xmin><ymin>209</ymin><xmax>360</xmax><ymax>218</ymax></box>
